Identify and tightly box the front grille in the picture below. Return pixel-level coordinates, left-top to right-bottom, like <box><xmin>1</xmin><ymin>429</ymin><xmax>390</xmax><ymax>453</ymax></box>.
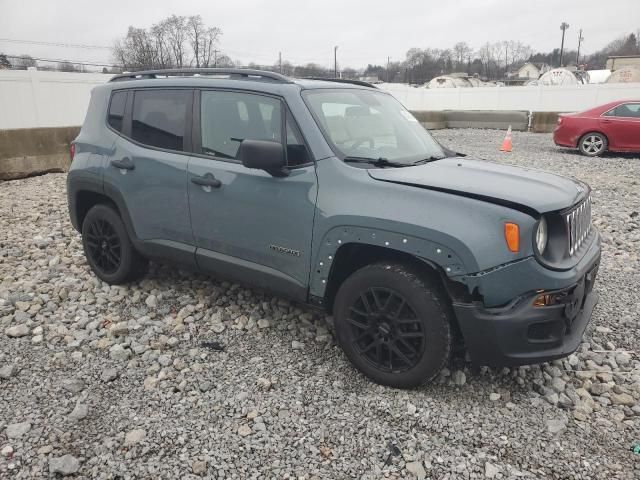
<box><xmin>565</xmin><ymin>195</ymin><xmax>592</xmax><ymax>256</ymax></box>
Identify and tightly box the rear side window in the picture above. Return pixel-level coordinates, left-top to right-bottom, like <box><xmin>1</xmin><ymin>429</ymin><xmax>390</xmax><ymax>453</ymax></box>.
<box><xmin>200</xmin><ymin>90</ymin><xmax>282</xmax><ymax>160</ymax></box>
<box><xmin>614</xmin><ymin>103</ymin><xmax>640</xmax><ymax>118</ymax></box>
<box><xmin>107</xmin><ymin>91</ymin><xmax>127</xmax><ymax>132</ymax></box>
<box><xmin>132</xmin><ymin>90</ymin><xmax>190</xmax><ymax>151</ymax></box>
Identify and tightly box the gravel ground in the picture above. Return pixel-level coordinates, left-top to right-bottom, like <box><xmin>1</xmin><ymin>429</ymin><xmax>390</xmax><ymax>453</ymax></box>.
<box><xmin>1</xmin><ymin>129</ymin><xmax>639</xmax><ymax>479</ymax></box>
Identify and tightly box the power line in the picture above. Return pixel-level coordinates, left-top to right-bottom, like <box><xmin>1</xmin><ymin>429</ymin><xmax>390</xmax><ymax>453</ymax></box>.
<box><xmin>0</xmin><ymin>38</ymin><xmax>111</xmax><ymax>50</ymax></box>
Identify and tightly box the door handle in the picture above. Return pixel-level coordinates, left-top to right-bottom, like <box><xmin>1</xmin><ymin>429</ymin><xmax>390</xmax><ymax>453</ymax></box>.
<box><xmin>191</xmin><ymin>173</ymin><xmax>222</xmax><ymax>188</ymax></box>
<box><xmin>111</xmin><ymin>158</ymin><xmax>135</xmax><ymax>170</ymax></box>
<box><xmin>601</xmin><ymin>119</ymin><xmax>612</xmax><ymax>123</ymax></box>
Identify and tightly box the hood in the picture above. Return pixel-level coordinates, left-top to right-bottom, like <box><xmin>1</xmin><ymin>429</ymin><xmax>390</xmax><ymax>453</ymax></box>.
<box><xmin>367</xmin><ymin>157</ymin><xmax>587</xmax><ymax>215</ymax></box>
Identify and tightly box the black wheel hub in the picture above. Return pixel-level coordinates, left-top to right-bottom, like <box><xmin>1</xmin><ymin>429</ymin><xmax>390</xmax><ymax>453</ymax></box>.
<box><xmin>85</xmin><ymin>219</ymin><xmax>121</xmax><ymax>275</ymax></box>
<box><xmin>347</xmin><ymin>287</ymin><xmax>425</xmax><ymax>373</ymax></box>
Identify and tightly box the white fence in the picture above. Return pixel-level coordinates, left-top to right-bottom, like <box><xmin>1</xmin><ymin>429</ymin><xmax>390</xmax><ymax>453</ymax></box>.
<box><xmin>1</xmin><ymin>70</ymin><xmax>640</xmax><ymax>130</ymax></box>
<box><xmin>0</xmin><ymin>69</ymin><xmax>109</xmax><ymax>130</ymax></box>
<box><xmin>380</xmin><ymin>82</ymin><xmax>640</xmax><ymax>112</ymax></box>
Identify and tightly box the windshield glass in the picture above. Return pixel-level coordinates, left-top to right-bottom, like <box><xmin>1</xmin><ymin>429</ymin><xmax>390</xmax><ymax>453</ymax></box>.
<box><xmin>303</xmin><ymin>88</ymin><xmax>445</xmax><ymax>165</ymax></box>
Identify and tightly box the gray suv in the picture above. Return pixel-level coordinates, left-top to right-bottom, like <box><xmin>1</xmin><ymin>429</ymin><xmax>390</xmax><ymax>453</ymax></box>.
<box><xmin>67</xmin><ymin>68</ymin><xmax>601</xmax><ymax>388</ymax></box>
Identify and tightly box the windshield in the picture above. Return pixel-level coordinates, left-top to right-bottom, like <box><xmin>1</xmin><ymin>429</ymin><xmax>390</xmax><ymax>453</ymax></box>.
<box><xmin>303</xmin><ymin>88</ymin><xmax>445</xmax><ymax>165</ymax></box>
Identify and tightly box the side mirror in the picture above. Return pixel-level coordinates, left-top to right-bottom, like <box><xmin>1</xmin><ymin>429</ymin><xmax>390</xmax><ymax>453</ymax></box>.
<box><xmin>239</xmin><ymin>139</ymin><xmax>288</xmax><ymax>177</ymax></box>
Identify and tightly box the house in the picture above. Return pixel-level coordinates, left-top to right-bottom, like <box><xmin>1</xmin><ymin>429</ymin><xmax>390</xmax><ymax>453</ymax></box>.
<box><xmin>606</xmin><ymin>55</ymin><xmax>640</xmax><ymax>71</ymax></box>
<box><xmin>517</xmin><ymin>62</ymin><xmax>550</xmax><ymax>79</ymax></box>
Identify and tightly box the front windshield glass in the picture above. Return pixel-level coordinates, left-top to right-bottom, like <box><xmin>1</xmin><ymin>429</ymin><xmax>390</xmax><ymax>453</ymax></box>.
<box><xmin>303</xmin><ymin>88</ymin><xmax>445</xmax><ymax>164</ymax></box>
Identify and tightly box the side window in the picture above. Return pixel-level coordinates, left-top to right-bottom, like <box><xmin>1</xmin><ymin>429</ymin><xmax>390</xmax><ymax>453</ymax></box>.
<box><xmin>286</xmin><ymin>111</ymin><xmax>310</xmax><ymax>166</ymax></box>
<box><xmin>613</xmin><ymin>103</ymin><xmax>640</xmax><ymax>118</ymax></box>
<box><xmin>131</xmin><ymin>90</ymin><xmax>190</xmax><ymax>151</ymax></box>
<box><xmin>200</xmin><ymin>91</ymin><xmax>281</xmax><ymax>160</ymax></box>
<box><xmin>107</xmin><ymin>91</ymin><xmax>127</xmax><ymax>132</ymax></box>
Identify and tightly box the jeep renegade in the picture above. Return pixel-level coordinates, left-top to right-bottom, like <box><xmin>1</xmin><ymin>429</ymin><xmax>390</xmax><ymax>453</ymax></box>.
<box><xmin>67</xmin><ymin>69</ymin><xmax>601</xmax><ymax>388</ymax></box>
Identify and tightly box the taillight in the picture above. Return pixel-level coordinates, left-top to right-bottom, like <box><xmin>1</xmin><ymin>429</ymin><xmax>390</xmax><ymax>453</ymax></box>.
<box><xmin>70</xmin><ymin>143</ymin><xmax>76</xmax><ymax>161</ymax></box>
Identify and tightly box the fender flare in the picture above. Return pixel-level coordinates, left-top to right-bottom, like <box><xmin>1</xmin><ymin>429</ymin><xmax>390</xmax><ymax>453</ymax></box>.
<box><xmin>309</xmin><ymin>225</ymin><xmax>472</xmax><ymax>298</ymax></box>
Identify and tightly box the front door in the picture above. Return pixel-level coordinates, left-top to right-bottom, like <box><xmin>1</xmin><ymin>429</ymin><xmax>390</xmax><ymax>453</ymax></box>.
<box><xmin>187</xmin><ymin>89</ymin><xmax>317</xmax><ymax>300</ymax></box>
<box><xmin>600</xmin><ymin>102</ymin><xmax>640</xmax><ymax>150</ymax></box>
<box><xmin>103</xmin><ymin>88</ymin><xmax>194</xmax><ymax>259</ymax></box>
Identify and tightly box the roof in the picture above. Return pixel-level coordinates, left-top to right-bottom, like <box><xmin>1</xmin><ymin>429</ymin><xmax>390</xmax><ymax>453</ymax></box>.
<box><xmin>518</xmin><ymin>62</ymin><xmax>547</xmax><ymax>70</ymax></box>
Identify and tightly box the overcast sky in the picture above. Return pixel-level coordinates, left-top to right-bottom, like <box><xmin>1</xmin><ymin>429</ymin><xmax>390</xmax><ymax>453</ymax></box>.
<box><xmin>1</xmin><ymin>0</ymin><xmax>638</xmax><ymax>69</ymax></box>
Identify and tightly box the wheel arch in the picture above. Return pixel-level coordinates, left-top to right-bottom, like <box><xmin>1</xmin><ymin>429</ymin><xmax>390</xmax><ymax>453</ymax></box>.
<box><xmin>578</xmin><ymin>130</ymin><xmax>609</xmax><ymax>150</ymax></box>
<box><xmin>319</xmin><ymin>241</ymin><xmax>477</xmax><ymax>316</ymax></box>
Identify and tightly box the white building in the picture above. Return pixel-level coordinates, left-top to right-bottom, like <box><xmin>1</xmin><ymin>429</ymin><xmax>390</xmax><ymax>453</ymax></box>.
<box><xmin>517</xmin><ymin>62</ymin><xmax>550</xmax><ymax>79</ymax></box>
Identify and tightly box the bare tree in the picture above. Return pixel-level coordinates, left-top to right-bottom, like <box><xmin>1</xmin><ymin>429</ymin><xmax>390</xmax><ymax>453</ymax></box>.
<box><xmin>12</xmin><ymin>54</ymin><xmax>37</xmax><ymax>70</ymax></box>
<box><xmin>162</xmin><ymin>15</ymin><xmax>188</xmax><ymax>67</ymax></box>
<box><xmin>186</xmin><ymin>16</ymin><xmax>221</xmax><ymax>67</ymax></box>
<box><xmin>453</xmin><ymin>42</ymin><xmax>472</xmax><ymax>70</ymax></box>
<box><xmin>113</xmin><ymin>15</ymin><xmax>223</xmax><ymax>70</ymax></box>
<box><xmin>113</xmin><ymin>27</ymin><xmax>157</xmax><ymax>70</ymax></box>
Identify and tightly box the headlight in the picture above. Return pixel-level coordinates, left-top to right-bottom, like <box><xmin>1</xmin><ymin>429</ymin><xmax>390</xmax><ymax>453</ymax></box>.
<box><xmin>536</xmin><ymin>217</ymin><xmax>548</xmax><ymax>254</ymax></box>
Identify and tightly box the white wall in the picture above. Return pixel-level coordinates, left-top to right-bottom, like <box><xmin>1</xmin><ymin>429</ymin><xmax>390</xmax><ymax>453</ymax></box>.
<box><xmin>0</xmin><ymin>69</ymin><xmax>109</xmax><ymax>130</ymax></box>
<box><xmin>380</xmin><ymin>82</ymin><xmax>640</xmax><ymax>112</ymax></box>
<box><xmin>1</xmin><ymin>70</ymin><xmax>640</xmax><ymax>130</ymax></box>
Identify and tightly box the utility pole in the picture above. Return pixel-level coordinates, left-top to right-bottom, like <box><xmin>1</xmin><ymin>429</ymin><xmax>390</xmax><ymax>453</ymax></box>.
<box><xmin>576</xmin><ymin>29</ymin><xmax>584</xmax><ymax>65</ymax></box>
<box><xmin>559</xmin><ymin>22</ymin><xmax>570</xmax><ymax>67</ymax></box>
<box><xmin>386</xmin><ymin>56</ymin><xmax>390</xmax><ymax>82</ymax></box>
<box><xmin>279</xmin><ymin>52</ymin><xmax>282</xmax><ymax>73</ymax></box>
<box><xmin>334</xmin><ymin>46</ymin><xmax>338</xmax><ymax>78</ymax></box>
<box><xmin>213</xmin><ymin>49</ymin><xmax>219</xmax><ymax>67</ymax></box>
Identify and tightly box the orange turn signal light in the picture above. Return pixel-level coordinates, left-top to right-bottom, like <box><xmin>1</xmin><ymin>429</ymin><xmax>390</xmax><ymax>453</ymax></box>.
<box><xmin>504</xmin><ymin>223</ymin><xmax>520</xmax><ymax>252</ymax></box>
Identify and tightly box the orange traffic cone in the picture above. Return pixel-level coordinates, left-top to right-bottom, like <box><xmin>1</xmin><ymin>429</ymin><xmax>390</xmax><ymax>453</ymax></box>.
<box><xmin>500</xmin><ymin>125</ymin><xmax>513</xmax><ymax>152</ymax></box>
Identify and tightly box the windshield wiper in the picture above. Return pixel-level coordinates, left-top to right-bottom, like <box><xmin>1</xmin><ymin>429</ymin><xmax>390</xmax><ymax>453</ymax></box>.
<box><xmin>410</xmin><ymin>156</ymin><xmax>447</xmax><ymax>165</ymax></box>
<box><xmin>343</xmin><ymin>156</ymin><xmax>408</xmax><ymax>168</ymax></box>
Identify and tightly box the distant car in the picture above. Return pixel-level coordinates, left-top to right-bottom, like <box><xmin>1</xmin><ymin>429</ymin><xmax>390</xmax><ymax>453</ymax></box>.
<box><xmin>554</xmin><ymin>100</ymin><xmax>640</xmax><ymax>156</ymax></box>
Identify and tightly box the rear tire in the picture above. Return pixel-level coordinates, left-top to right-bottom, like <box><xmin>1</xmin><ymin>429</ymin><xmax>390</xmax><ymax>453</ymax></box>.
<box><xmin>81</xmin><ymin>204</ymin><xmax>147</xmax><ymax>284</ymax></box>
<box><xmin>578</xmin><ymin>132</ymin><xmax>607</xmax><ymax>157</ymax></box>
<box><xmin>333</xmin><ymin>263</ymin><xmax>452</xmax><ymax>388</ymax></box>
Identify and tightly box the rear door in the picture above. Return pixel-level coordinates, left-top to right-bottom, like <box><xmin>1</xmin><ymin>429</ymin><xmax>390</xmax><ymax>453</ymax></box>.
<box><xmin>600</xmin><ymin>103</ymin><xmax>640</xmax><ymax>150</ymax></box>
<box><xmin>187</xmin><ymin>89</ymin><xmax>317</xmax><ymax>299</ymax></box>
<box><xmin>103</xmin><ymin>88</ymin><xmax>195</xmax><ymax>260</ymax></box>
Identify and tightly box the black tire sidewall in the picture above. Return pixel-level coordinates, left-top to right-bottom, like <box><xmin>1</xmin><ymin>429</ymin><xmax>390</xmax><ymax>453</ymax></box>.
<box><xmin>579</xmin><ymin>132</ymin><xmax>607</xmax><ymax>157</ymax></box>
<box><xmin>333</xmin><ymin>263</ymin><xmax>451</xmax><ymax>388</ymax></box>
<box><xmin>81</xmin><ymin>204</ymin><xmax>137</xmax><ymax>284</ymax></box>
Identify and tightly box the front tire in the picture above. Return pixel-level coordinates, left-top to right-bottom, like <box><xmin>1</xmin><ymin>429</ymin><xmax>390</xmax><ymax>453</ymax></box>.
<box><xmin>81</xmin><ymin>204</ymin><xmax>147</xmax><ymax>284</ymax></box>
<box><xmin>333</xmin><ymin>263</ymin><xmax>452</xmax><ymax>388</ymax></box>
<box><xmin>578</xmin><ymin>132</ymin><xmax>607</xmax><ymax>157</ymax></box>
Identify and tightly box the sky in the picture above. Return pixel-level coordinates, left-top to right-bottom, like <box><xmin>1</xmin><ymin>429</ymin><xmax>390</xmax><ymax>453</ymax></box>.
<box><xmin>1</xmin><ymin>0</ymin><xmax>638</xmax><ymax>70</ymax></box>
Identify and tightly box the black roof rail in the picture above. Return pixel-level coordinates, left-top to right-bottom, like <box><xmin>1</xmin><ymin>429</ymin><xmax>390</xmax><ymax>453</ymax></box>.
<box><xmin>302</xmin><ymin>77</ymin><xmax>378</xmax><ymax>88</ymax></box>
<box><xmin>109</xmin><ymin>68</ymin><xmax>293</xmax><ymax>83</ymax></box>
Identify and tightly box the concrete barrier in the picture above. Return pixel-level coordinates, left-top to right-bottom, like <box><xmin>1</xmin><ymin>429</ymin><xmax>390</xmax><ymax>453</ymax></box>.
<box><xmin>530</xmin><ymin>112</ymin><xmax>563</xmax><ymax>133</ymax></box>
<box><xmin>0</xmin><ymin>127</ymin><xmax>79</xmax><ymax>180</ymax></box>
<box><xmin>443</xmin><ymin>110</ymin><xmax>529</xmax><ymax>131</ymax></box>
<box><xmin>410</xmin><ymin>111</ymin><xmax>447</xmax><ymax>129</ymax></box>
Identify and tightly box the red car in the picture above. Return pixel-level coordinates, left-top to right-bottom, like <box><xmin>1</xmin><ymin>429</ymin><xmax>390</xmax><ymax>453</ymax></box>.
<box><xmin>553</xmin><ymin>100</ymin><xmax>640</xmax><ymax>156</ymax></box>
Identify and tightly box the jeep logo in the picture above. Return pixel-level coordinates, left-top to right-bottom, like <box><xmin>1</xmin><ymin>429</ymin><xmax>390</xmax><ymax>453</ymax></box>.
<box><xmin>269</xmin><ymin>244</ymin><xmax>301</xmax><ymax>257</ymax></box>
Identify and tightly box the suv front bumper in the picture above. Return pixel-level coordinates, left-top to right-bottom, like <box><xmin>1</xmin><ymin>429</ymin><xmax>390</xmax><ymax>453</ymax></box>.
<box><xmin>453</xmin><ymin>232</ymin><xmax>601</xmax><ymax>367</ymax></box>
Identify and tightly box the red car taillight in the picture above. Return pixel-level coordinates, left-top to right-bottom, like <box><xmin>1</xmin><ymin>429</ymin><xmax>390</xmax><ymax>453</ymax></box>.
<box><xmin>70</xmin><ymin>143</ymin><xmax>76</xmax><ymax>161</ymax></box>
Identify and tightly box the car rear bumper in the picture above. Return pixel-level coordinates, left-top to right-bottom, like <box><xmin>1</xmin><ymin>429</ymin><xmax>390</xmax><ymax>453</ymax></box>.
<box><xmin>452</xmin><ymin>239</ymin><xmax>601</xmax><ymax>367</ymax></box>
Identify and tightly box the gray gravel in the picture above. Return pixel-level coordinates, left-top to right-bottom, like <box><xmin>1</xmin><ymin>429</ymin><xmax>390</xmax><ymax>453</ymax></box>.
<box><xmin>1</xmin><ymin>129</ymin><xmax>639</xmax><ymax>478</ymax></box>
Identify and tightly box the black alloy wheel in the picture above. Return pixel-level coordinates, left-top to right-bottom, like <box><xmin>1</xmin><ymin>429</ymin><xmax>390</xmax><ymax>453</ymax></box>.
<box><xmin>81</xmin><ymin>204</ymin><xmax>147</xmax><ymax>284</ymax></box>
<box><xmin>84</xmin><ymin>218</ymin><xmax>122</xmax><ymax>275</ymax></box>
<box><xmin>347</xmin><ymin>287</ymin><xmax>425</xmax><ymax>373</ymax></box>
<box><xmin>333</xmin><ymin>263</ymin><xmax>452</xmax><ymax>388</ymax></box>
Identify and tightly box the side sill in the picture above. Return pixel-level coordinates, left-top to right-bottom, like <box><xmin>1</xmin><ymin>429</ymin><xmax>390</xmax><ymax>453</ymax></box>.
<box><xmin>196</xmin><ymin>248</ymin><xmax>308</xmax><ymax>303</ymax></box>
